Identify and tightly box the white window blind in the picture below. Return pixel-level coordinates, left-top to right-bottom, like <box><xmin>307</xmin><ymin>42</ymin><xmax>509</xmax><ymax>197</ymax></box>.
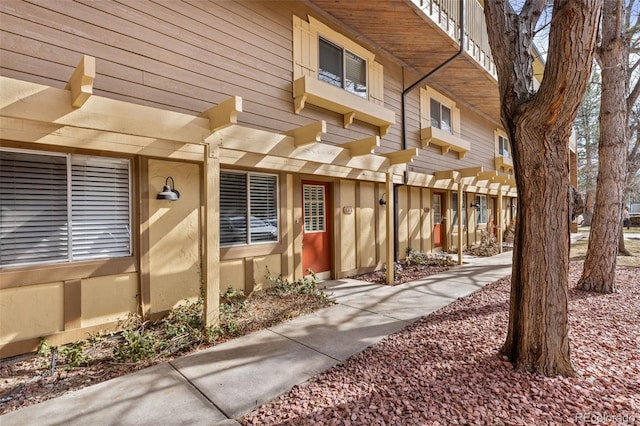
<box><xmin>345</xmin><ymin>50</ymin><xmax>367</xmax><ymax>98</ymax></box>
<box><xmin>71</xmin><ymin>156</ymin><xmax>130</xmax><ymax>260</ymax></box>
<box><xmin>304</xmin><ymin>185</ymin><xmax>325</xmax><ymax>233</ymax></box>
<box><xmin>220</xmin><ymin>171</ymin><xmax>278</xmax><ymax>246</ymax></box>
<box><xmin>250</xmin><ymin>174</ymin><xmax>278</xmax><ymax>242</ymax></box>
<box><xmin>1</xmin><ymin>150</ymin><xmax>69</xmax><ymax>265</ymax></box>
<box><xmin>0</xmin><ymin>149</ymin><xmax>131</xmax><ymax>268</ymax></box>
<box><xmin>220</xmin><ymin>172</ymin><xmax>247</xmax><ymax>246</ymax></box>
<box><xmin>476</xmin><ymin>195</ymin><xmax>488</xmax><ymax>225</ymax></box>
<box><xmin>452</xmin><ymin>192</ymin><xmax>467</xmax><ymax>227</ymax></box>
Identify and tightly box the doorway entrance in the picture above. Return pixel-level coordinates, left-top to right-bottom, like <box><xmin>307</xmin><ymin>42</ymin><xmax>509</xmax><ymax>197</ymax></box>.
<box><xmin>302</xmin><ymin>181</ymin><xmax>331</xmax><ymax>278</ymax></box>
<box><xmin>433</xmin><ymin>192</ymin><xmax>444</xmax><ymax>249</ymax></box>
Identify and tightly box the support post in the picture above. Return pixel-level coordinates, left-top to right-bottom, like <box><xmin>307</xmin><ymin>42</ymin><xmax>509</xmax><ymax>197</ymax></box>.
<box><xmin>203</xmin><ymin>144</ymin><xmax>220</xmax><ymax>327</ymax></box>
<box><xmin>385</xmin><ymin>172</ymin><xmax>395</xmax><ymax>285</ymax></box>
<box><xmin>497</xmin><ymin>192</ymin><xmax>503</xmax><ymax>253</ymax></box>
<box><xmin>458</xmin><ymin>185</ymin><xmax>463</xmax><ymax>265</ymax></box>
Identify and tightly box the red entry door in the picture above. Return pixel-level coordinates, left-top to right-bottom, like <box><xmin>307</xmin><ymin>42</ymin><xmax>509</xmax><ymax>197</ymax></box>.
<box><xmin>433</xmin><ymin>193</ymin><xmax>443</xmax><ymax>248</ymax></box>
<box><xmin>302</xmin><ymin>182</ymin><xmax>331</xmax><ymax>275</ymax></box>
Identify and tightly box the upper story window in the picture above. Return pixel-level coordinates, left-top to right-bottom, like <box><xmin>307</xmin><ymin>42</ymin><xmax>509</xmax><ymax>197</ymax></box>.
<box><xmin>292</xmin><ymin>15</ymin><xmax>395</xmax><ymax>136</ymax></box>
<box><xmin>498</xmin><ymin>135</ymin><xmax>510</xmax><ymax>158</ymax></box>
<box><xmin>318</xmin><ymin>37</ymin><xmax>367</xmax><ymax>99</ymax></box>
<box><xmin>430</xmin><ymin>99</ymin><xmax>452</xmax><ymax>133</ymax></box>
<box><xmin>220</xmin><ymin>170</ymin><xmax>278</xmax><ymax>247</ymax></box>
<box><xmin>1</xmin><ymin>148</ymin><xmax>131</xmax><ymax>268</ymax></box>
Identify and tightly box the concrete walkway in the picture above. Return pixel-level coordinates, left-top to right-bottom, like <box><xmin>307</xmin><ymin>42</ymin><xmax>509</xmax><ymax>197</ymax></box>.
<box><xmin>1</xmin><ymin>251</ymin><xmax>515</xmax><ymax>426</ymax></box>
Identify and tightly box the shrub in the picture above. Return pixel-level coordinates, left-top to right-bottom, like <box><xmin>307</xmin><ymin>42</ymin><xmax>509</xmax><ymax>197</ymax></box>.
<box><xmin>265</xmin><ymin>268</ymin><xmax>329</xmax><ymax>301</ymax></box>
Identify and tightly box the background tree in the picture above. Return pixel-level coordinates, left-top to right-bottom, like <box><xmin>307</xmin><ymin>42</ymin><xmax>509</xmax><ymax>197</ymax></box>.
<box><xmin>577</xmin><ymin>0</ymin><xmax>630</xmax><ymax>293</ymax></box>
<box><xmin>484</xmin><ymin>0</ymin><xmax>602</xmax><ymax>376</ymax></box>
<box><xmin>625</xmin><ymin>0</ymin><xmax>640</xmax><ymax>201</ymax></box>
<box><xmin>577</xmin><ymin>0</ymin><xmax>639</xmax><ymax>286</ymax></box>
<box><xmin>575</xmin><ymin>72</ymin><xmax>601</xmax><ymax>226</ymax></box>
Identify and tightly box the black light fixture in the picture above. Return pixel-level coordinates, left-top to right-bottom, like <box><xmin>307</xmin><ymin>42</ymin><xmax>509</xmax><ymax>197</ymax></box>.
<box><xmin>157</xmin><ymin>176</ymin><xmax>180</xmax><ymax>201</ymax></box>
<box><xmin>470</xmin><ymin>201</ymin><xmax>480</xmax><ymax>209</ymax></box>
<box><xmin>379</xmin><ymin>193</ymin><xmax>387</xmax><ymax>205</ymax></box>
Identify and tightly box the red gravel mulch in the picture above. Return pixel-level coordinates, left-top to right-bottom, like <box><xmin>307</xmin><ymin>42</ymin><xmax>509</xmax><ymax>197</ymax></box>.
<box><xmin>240</xmin><ymin>262</ymin><xmax>640</xmax><ymax>425</ymax></box>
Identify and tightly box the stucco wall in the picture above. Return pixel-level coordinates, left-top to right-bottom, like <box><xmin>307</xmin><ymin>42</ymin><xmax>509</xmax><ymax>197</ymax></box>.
<box><xmin>0</xmin><ymin>282</ymin><xmax>64</xmax><ymax>345</ymax></box>
<box><xmin>82</xmin><ymin>273</ymin><xmax>138</xmax><ymax>328</ymax></box>
<box><xmin>148</xmin><ymin>159</ymin><xmax>201</xmax><ymax>313</ymax></box>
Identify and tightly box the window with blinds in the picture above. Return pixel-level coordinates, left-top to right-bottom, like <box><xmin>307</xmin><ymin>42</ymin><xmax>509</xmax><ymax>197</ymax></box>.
<box><xmin>0</xmin><ymin>149</ymin><xmax>131</xmax><ymax>268</ymax></box>
<box><xmin>319</xmin><ymin>37</ymin><xmax>367</xmax><ymax>99</ymax></box>
<box><xmin>452</xmin><ymin>192</ymin><xmax>467</xmax><ymax>227</ymax></box>
<box><xmin>220</xmin><ymin>170</ymin><xmax>278</xmax><ymax>246</ymax></box>
<box><xmin>303</xmin><ymin>185</ymin><xmax>325</xmax><ymax>233</ymax></box>
<box><xmin>476</xmin><ymin>195</ymin><xmax>488</xmax><ymax>225</ymax></box>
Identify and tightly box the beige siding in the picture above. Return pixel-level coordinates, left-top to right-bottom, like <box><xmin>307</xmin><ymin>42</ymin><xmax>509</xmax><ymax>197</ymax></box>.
<box><xmin>357</xmin><ymin>182</ymin><xmax>377</xmax><ymax>269</ymax></box>
<box><xmin>339</xmin><ymin>180</ymin><xmax>357</xmax><ymax>272</ymax></box>
<box><xmin>0</xmin><ymin>1</ymin><xmax>503</xmax><ymax>178</ymax></box>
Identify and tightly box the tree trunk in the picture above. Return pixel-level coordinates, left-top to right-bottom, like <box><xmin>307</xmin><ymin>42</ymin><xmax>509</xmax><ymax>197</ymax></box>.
<box><xmin>582</xmin><ymin>190</ymin><xmax>596</xmax><ymax>226</ymax></box>
<box><xmin>618</xmin><ymin>226</ymin><xmax>632</xmax><ymax>255</ymax></box>
<box><xmin>577</xmin><ymin>0</ymin><xmax>628</xmax><ymax>294</ymax></box>
<box><xmin>485</xmin><ymin>0</ymin><xmax>602</xmax><ymax>377</ymax></box>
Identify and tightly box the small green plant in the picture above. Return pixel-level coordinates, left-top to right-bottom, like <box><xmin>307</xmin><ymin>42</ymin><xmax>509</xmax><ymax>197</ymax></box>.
<box><xmin>219</xmin><ymin>288</ymin><xmax>247</xmax><ymax>336</ymax></box>
<box><xmin>112</xmin><ymin>314</ymin><xmax>158</xmax><ymax>362</ymax></box>
<box><xmin>265</xmin><ymin>268</ymin><xmax>328</xmax><ymax>300</ymax></box>
<box><xmin>405</xmin><ymin>248</ymin><xmax>455</xmax><ymax>266</ymax></box>
<box><xmin>37</xmin><ymin>337</ymin><xmax>52</xmax><ymax>359</ymax></box>
<box><xmin>37</xmin><ymin>337</ymin><xmax>59</xmax><ymax>374</ymax></box>
<box><xmin>60</xmin><ymin>341</ymin><xmax>90</xmax><ymax>370</ymax></box>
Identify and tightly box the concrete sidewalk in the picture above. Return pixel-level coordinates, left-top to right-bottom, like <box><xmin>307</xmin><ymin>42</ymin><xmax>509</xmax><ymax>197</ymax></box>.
<box><xmin>1</xmin><ymin>251</ymin><xmax>514</xmax><ymax>426</ymax></box>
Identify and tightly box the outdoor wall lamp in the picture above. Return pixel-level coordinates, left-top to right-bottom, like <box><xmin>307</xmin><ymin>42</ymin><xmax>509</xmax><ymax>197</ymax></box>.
<box><xmin>156</xmin><ymin>176</ymin><xmax>180</xmax><ymax>201</ymax></box>
<box><xmin>379</xmin><ymin>193</ymin><xmax>387</xmax><ymax>206</ymax></box>
<box><xmin>470</xmin><ymin>201</ymin><xmax>481</xmax><ymax>209</ymax></box>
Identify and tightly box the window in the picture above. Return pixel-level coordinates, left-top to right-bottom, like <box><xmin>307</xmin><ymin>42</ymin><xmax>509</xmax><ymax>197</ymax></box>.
<box><xmin>433</xmin><ymin>194</ymin><xmax>442</xmax><ymax>224</ymax></box>
<box><xmin>430</xmin><ymin>98</ymin><xmax>452</xmax><ymax>133</ymax></box>
<box><xmin>220</xmin><ymin>171</ymin><xmax>278</xmax><ymax>246</ymax></box>
<box><xmin>303</xmin><ymin>185</ymin><xmax>325</xmax><ymax>232</ymax></box>
<box><xmin>476</xmin><ymin>195</ymin><xmax>488</xmax><ymax>225</ymax></box>
<box><xmin>452</xmin><ymin>192</ymin><xmax>467</xmax><ymax>227</ymax></box>
<box><xmin>319</xmin><ymin>37</ymin><xmax>367</xmax><ymax>99</ymax></box>
<box><xmin>1</xmin><ymin>149</ymin><xmax>131</xmax><ymax>268</ymax></box>
<box><xmin>498</xmin><ymin>135</ymin><xmax>510</xmax><ymax>158</ymax></box>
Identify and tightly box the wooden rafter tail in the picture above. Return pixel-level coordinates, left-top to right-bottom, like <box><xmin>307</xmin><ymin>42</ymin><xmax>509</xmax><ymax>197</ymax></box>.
<box><xmin>204</xmin><ymin>96</ymin><xmax>243</xmax><ymax>133</ymax></box>
<box><xmin>380</xmin><ymin>147</ymin><xmax>418</xmax><ymax>165</ymax></box>
<box><xmin>457</xmin><ymin>166</ymin><xmax>484</xmax><ymax>178</ymax></box>
<box><xmin>286</xmin><ymin>120</ymin><xmax>326</xmax><ymax>147</ymax></box>
<box><xmin>340</xmin><ymin>136</ymin><xmax>380</xmax><ymax>157</ymax></box>
<box><xmin>65</xmin><ymin>55</ymin><xmax>95</xmax><ymax>108</ymax></box>
<box><xmin>477</xmin><ymin>170</ymin><xmax>499</xmax><ymax>181</ymax></box>
<box><xmin>434</xmin><ymin>170</ymin><xmax>460</xmax><ymax>182</ymax></box>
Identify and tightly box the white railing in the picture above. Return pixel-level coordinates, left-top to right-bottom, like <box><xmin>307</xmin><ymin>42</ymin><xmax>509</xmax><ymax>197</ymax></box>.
<box><xmin>413</xmin><ymin>0</ymin><xmax>497</xmax><ymax>80</ymax></box>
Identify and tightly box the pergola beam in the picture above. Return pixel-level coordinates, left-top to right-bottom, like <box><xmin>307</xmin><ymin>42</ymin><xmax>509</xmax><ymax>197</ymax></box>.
<box><xmin>457</xmin><ymin>166</ymin><xmax>484</xmax><ymax>178</ymax></box>
<box><xmin>380</xmin><ymin>147</ymin><xmax>418</xmax><ymax>165</ymax></box>
<box><xmin>477</xmin><ymin>171</ymin><xmax>499</xmax><ymax>181</ymax></box>
<box><xmin>204</xmin><ymin>96</ymin><xmax>242</xmax><ymax>133</ymax></box>
<box><xmin>435</xmin><ymin>170</ymin><xmax>460</xmax><ymax>182</ymax></box>
<box><xmin>340</xmin><ymin>136</ymin><xmax>380</xmax><ymax>157</ymax></box>
<box><xmin>286</xmin><ymin>120</ymin><xmax>326</xmax><ymax>147</ymax></box>
<box><xmin>65</xmin><ymin>55</ymin><xmax>95</xmax><ymax>108</ymax></box>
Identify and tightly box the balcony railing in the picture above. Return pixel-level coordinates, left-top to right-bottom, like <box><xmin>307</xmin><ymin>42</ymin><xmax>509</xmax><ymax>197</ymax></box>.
<box><xmin>412</xmin><ymin>0</ymin><xmax>496</xmax><ymax>79</ymax></box>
